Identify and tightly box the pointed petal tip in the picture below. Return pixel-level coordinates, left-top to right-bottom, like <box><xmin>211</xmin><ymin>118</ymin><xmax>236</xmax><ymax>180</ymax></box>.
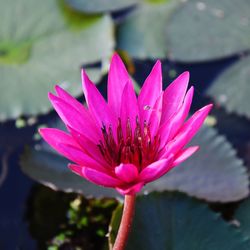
<box><xmin>151</xmin><ymin>59</ymin><xmax>162</xmax><ymax>74</ymax></box>
<box><xmin>111</xmin><ymin>52</ymin><xmax>122</xmax><ymax>62</ymax></box>
<box><xmin>81</xmin><ymin>69</ymin><xmax>92</xmax><ymax>84</ymax></box>
<box><xmin>180</xmin><ymin>71</ymin><xmax>190</xmax><ymax>82</ymax></box>
<box><xmin>48</xmin><ymin>92</ymin><xmax>56</xmax><ymax>101</ymax></box>
<box><xmin>109</xmin><ymin>52</ymin><xmax>127</xmax><ymax>72</ymax></box>
<box><xmin>186</xmin><ymin>86</ymin><xmax>194</xmax><ymax>98</ymax></box>
<box><xmin>68</xmin><ymin>163</ymin><xmax>81</xmax><ymax>172</ymax></box>
<box><xmin>182</xmin><ymin>71</ymin><xmax>190</xmax><ymax>77</ymax></box>
<box><xmin>81</xmin><ymin>68</ymin><xmax>87</xmax><ymax>80</ymax></box>
<box><xmin>189</xmin><ymin>85</ymin><xmax>194</xmax><ymax>91</ymax></box>
<box><xmin>173</xmin><ymin>146</ymin><xmax>200</xmax><ymax>166</ymax></box>
<box><xmin>188</xmin><ymin>145</ymin><xmax>200</xmax><ymax>154</ymax></box>
<box><xmin>68</xmin><ymin>164</ymin><xmax>83</xmax><ymax>176</ymax></box>
<box><xmin>201</xmin><ymin>103</ymin><xmax>213</xmax><ymax>114</ymax></box>
<box><xmin>38</xmin><ymin>127</ymin><xmax>46</xmax><ymax>137</ymax></box>
<box><xmin>155</xmin><ymin>59</ymin><xmax>162</xmax><ymax>67</ymax></box>
<box><xmin>55</xmin><ymin>84</ymin><xmax>63</xmax><ymax>93</ymax></box>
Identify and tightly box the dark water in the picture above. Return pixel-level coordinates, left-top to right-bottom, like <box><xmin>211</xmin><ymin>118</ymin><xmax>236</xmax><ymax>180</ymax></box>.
<box><xmin>1</xmin><ymin>55</ymin><xmax>250</xmax><ymax>249</ymax></box>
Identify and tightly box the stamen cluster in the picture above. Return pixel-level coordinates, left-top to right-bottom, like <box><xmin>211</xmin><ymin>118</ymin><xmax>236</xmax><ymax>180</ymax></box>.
<box><xmin>98</xmin><ymin>118</ymin><xmax>160</xmax><ymax>169</ymax></box>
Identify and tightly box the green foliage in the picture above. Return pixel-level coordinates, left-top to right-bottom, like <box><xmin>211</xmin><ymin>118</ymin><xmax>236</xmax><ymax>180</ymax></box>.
<box><xmin>65</xmin><ymin>0</ymin><xmax>140</xmax><ymax>14</ymax></box>
<box><xmin>26</xmin><ymin>185</ymin><xmax>117</xmax><ymax>249</ymax></box>
<box><xmin>235</xmin><ymin>198</ymin><xmax>250</xmax><ymax>240</ymax></box>
<box><xmin>0</xmin><ymin>0</ymin><xmax>114</xmax><ymax>121</ymax></box>
<box><xmin>166</xmin><ymin>0</ymin><xmax>250</xmax><ymax>62</ymax></box>
<box><xmin>207</xmin><ymin>55</ymin><xmax>250</xmax><ymax>119</ymax></box>
<box><xmin>109</xmin><ymin>192</ymin><xmax>250</xmax><ymax>250</ymax></box>
<box><xmin>117</xmin><ymin>0</ymin><xmax>180</xmax><ymax>59</ymax></box>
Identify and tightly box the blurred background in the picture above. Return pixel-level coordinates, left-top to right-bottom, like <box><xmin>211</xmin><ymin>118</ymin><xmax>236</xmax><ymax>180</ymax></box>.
<box><xmin>1</xmin><ymin>0</ymin><xmax>250</xmax><ymax>249</ymax></box>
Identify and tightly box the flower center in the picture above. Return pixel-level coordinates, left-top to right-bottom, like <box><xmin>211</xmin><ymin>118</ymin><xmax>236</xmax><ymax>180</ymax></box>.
<box><xmin>97</xmin><ymin>117</ymin><xmax>160</xmax><ymax>169</ymax></box>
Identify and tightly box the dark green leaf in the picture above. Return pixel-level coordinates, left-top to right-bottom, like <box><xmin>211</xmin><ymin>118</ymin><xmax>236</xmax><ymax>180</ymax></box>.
<box><xmin>235</xmin><ymin>198</ymin><xmax>250</xmax><ymax>240</ymax></box>
<box><xmin>117</xmin><ymin>0</ymin><xmax>179</xmax><ymax>59</ymax></box>
<box><xmin>65</xmin><ymin>0</ymin><xmax>139</xmax><ymax>14</ymax></box>
<box><xmin>207</xmin><ymin>55</ymin><xmax>250</xmax><ymax>119</ymax></box>
<box><xmin>20</xmin><ymin>146</ymin><xmax>119</xmax><ymax>198</ymax></box>
<box><xmin>109</xmin><ymin>192</ymin><xmax>250</xmax><ymax>250</ymax></box>
<box><xmin>166</xmin><ymin>0</ymin><xmax>250</xmax><ymax>62</ymax></box>
<box><xmin>0</xmin><ymin>0</ymin><xmax>114</xmax><ymax>121</ymax></box>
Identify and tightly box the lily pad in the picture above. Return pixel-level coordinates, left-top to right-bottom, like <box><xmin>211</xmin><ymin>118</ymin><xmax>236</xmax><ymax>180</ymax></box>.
<box><xmin>109</xmin><ymin>192</ymin><xmax>250</xmax><ymax>250</ymax></box>
<box><xmin>235</xmin><ymin>198</ymin><xmax>250</xmax><ymax>240</ymax></box>
<box><xmin>166</xmin><ymin>0</ymin><xmax>250</xmax><ymax>62</ymax></box>
<box><xmin>0</xmin><ymin>0</ymin><xmax>114</xmax><ymax>121</ymax></box>
<box><xmin>20</xmin><ymin>145</ymin><xmax>119</xmax><ymax>198</ymax></box>
<box><xmin>117</xmin><ymin>0</ymin><xmax>180</xmax><ymax>59</ymax></box>
<box><xmin>65</xmin><ymin>0</ymin><xmax>140</xmax><ymax>14</ymax></box>
<box><xmin>145</xmin><ymin>126</ymin><xmax>249</xmax><ymax>202</ymax></box>
<box><xmin>206</xmin><ymin>55</ymin><xmax>250</xmax><ymax>119</ymax></box>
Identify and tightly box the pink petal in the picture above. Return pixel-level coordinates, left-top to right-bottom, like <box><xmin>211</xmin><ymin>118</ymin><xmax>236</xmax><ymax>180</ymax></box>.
<box><xmin>167</xmin><ymin>86</ymin><xmax>194</xmax><ymax>140</ymax></box>
<box><xmin>69</xmin><ymin>164</ymin><xmax>122</xmax><ymax>187</ymax></box>
<box><xmin>58</xmin><ymin>143</ymin><xmax>107</xmax><ymax>172</ymax></box>
<box><xmin>148</xmin><ymin>92</ymin><xmax>163</xmax><ymax>138</ymax></box>
<box><xmin>68</xmin><ymin>164</ymin><xmax>83</xmax><ymax>176</ymax></box>
<box><xmin>82</xmin><ymin>70</ymin><xmax>117</xmax><ymax>135</ymax></box>
<box><xmin>115</xmin><ymin>163</ymin><xmax>139</xmax><ymax>183</ymax></box>
<box><xmin>55</xmin><ymin>85</ymin><xmax>85</xmax><ymax>114</ymax></box>
<box><xmin>120</xmin><ymin>82</ymin><xmax>139</xmax><ymax>135</ymax></box>
<box><xmin>39</xmin><ymin>128</ymin><xmax>104</xmax><ymax>170</ymax></box>
<box><xmin>173</xmin><ymin>146</ymin><xmax>199</xmax><ymax>166</ymax></box>
<box><xmin>48</xmin><ymin>93</ymin><xmax>100</xmax><ymax>142</ymax></box>
<box><xmin>116</xmin><ymin>182</ymin><xmax>144</xmax><ymax>195</ymax></box>
<box><xmin>161</xmin><ymin>129</ymin><xmax>190</xmax><ymax>158</ymax></box>
<box><xmin>158</xmin><ymin>86</ymin><xmax>194</xmax><ymax>149</ymax></box>
<box><xmin>68</xmin><ymin>126</ymin><xmax>107</xmax><ymax>167</ymax></box>
<box><xmin>163</xmin><ymin>104</ymin><xmax>213</xmax><ymax>156</ymax></box>
<box><xmin>138</xmin><ymin>60</ymin><xmax>162</xmax><ymax>124</ymax></box>
<box><xmin>139</xmin><ymin>158</ymin><xmax>173</xmax><ymax>183</ymax></box>
<box><xmin>39</xmin><ymin>128</ymin><xmax>80</xmax><ymax>150</ymax></box>
<box><xmin>179</xmin><ymin>104</ymin><xmax>213</xmax><ymax>147</ymax></box>
<box><xmin>161</xmin><ymin>72</ymin><xmax>189</xmax><ymax>124</ymax></box>
<box><xmin>108</xmin><ymin>53</ymin><xmax>131</xmax><ymax>117</ymax></box>
<box><xmin>157</xmin><ymin>121</ymin><xmax>172</xmax><ymax>150</ymax></box>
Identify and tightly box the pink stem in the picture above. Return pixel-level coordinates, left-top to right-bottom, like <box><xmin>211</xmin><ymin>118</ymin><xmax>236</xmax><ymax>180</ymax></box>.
<box><xmin>113</xmin><ymin>194</ymin><xmax>136</xmax><ymax>250</ymax></box>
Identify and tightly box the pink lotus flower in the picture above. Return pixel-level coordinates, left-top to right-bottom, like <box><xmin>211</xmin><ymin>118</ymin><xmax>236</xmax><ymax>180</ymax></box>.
<box><xmin>39</xmin><ymin>53</ymin><xmax>212</xmax><ymax>195</ymax></box>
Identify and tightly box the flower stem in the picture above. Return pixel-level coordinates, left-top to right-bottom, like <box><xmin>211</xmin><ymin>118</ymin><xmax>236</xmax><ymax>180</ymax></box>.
<box><xmin>113</xmin><ymin>194</ymin><xmax>136</xmax><ymax>250</ymax></box>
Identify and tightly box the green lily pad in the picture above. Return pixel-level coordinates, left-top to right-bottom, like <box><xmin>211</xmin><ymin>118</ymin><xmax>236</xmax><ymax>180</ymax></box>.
<box><xmin>117</xmin><ymin>0</ymin><xmax>180</xmax><ymax>59</ymax></box>
<box><xmin>109</xmin><ymin>192</ymin><xmax>250</xmax><ymax>250</ymax></box>
<box><xmin>206</xmin><ymin>55</ymin><xmax>250</xmax><ymax>119</ymax></box>
<box><xmin>20</xmin><ymin>145</ymin><xmax>119</xmax><ymax>198</ymax></box>
<box><xmin>235</xmin><ymin>198</ymin><xmax>250</xmax><ymax>240</ymax></box>
<box><xmin>145</xmin><ymin>126</ymin><xmax>249</xmax><ymax>202</ymax></box>
<box><xmin>20</xmin><ymin>121</ymin><xmax>249</xmax><ymax>202</ymax></box>
<box><xmin>65</xmin><ymin>0</ymin><xmax>140</xmax><ymax>14</ymax></box>
<box><xmin>166</xmin><ymin>0</ymin><xmax>250</xmax><ymax>62</ymax></box>
<box><xmin>0</xmin><ymin>0</ymin><xmax>114</xmax><ymax>121</ymax></box>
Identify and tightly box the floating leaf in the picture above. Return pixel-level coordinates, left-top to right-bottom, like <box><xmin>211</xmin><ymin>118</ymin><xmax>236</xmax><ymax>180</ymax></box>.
<box><xmin>145</xmin><ymin>126</ymin><xmax>249</xmax><ymax>202</ymax></box>
<box><xmin>20</xmin><ymin>146</ymin><xmax>119</xmax><ymax>198</ymax></box>
<box><xmin>65</xmin><ymin>0</ymin><xmax>139</xmax><ymax>14</ymax></box>
<box><xmin>117</xmin><ymin>0</ymin><xmax>179</xmax><ymax>59</ymax></box>
<box><xmin>109</xmin><ymin>192</ymin><xmax>250</xmax><ymax>250</ymax></box>
<box><xmin>207</xmin><ymin>55</ymin><xmax>250</xmax><ymax>119</ymax></box>
<box><xmin>235</xmin><ymin>198</ymin><xmax>250</xmax><ymax>240</ymax></box>
<box><xmin>166</xmin><ymin>0</ymin><xmax>250</xmax><ymax>62</ymax></box>
<box><xmin>0</xmin><ymin>0</ymin><xmax>114</xmax><ymax>121</ymax></box>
